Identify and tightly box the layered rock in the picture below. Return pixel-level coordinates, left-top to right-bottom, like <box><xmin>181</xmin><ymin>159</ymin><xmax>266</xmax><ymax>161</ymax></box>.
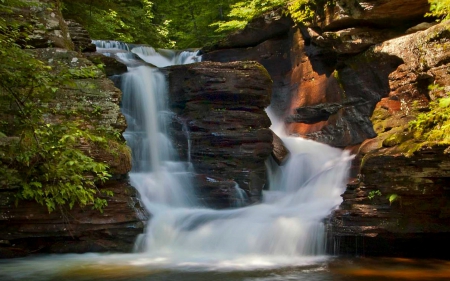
<box><xmin>321</xmin><ymin>0</ymin><xmax>430</xmax><ymax>30</ymax></box>
<box><xmin>66</xmin><ymin>20</ymin><xmax>96</xmax><ymax>52</ymax></box>
<box><xmin>203</xmin><ymin>0</ymin><xmax>432</xmax><ymax>148</ymax></box>
<box><xmin>328</xmin><ymin>21</ymin><xmax>450</xmax><ymax>257</ymax></box>
<box><xmin>164</xmin><ymin>61</ymin><xmax>273</xmax><ymax>205</ymax></box>
<box><xmin>0</xmin><ymin>1</ymin><xmax>146</xmax><ymax>258</ymax></box>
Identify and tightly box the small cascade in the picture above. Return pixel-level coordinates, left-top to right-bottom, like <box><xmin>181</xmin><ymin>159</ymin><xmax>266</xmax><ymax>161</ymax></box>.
<box><xmin>232</xmin><ymin>184</ymin><xmax>248</xmax><ymax>208</ymax></box>
<box><xmin>92</xmin><ymin>40</ymin><xmax>130</xmax><ymax>50</ymax></box>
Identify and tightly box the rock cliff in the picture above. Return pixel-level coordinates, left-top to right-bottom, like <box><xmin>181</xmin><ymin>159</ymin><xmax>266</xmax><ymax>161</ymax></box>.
<box><xmin>329</xmin><ymin>20</ymin><xmax>450</xmax><ymax>258</ymax></box>
<box><xmin>0</xmin><ymin>0</ymin><xmax>146</xmax><ymax>258</ymax></box>
<box><xmin>204</xmin><ymin>0</ymin><xmax>450</xmax><ymax>258</ymax></box>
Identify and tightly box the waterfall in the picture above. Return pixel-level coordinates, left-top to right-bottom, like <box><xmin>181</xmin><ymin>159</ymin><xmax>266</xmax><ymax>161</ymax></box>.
<box><xmin>92</xmin><ymin>41</ymin><xmax>353</xmax><ymax>268</ymax></box>
<box><xmin>0</xmin><ymin>42</ymin><xmax>353</xmax><ymax>279</ymax></box>
<box><xmin>95</xmin><ymin>40</ymin><xmax>351</xmax><ymax>265</ymax></box>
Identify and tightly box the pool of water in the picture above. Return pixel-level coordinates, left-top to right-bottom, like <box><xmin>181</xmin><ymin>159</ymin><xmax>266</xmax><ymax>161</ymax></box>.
<box><xmin>1</xmin><ymin>255</ymin><xmax>449</xmax><ymax>281</ymax></box>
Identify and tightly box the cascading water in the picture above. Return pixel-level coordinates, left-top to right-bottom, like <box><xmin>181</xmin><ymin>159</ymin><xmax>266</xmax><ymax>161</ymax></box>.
<box><xmin>92</xmin><ymin>41</ymin><xmax>353</xmax><ymax>266</ymax></box>
<box><xmin>0</xmin><ymin>41</ymin><xmax>353</xmax><ymax>279</ymax></box>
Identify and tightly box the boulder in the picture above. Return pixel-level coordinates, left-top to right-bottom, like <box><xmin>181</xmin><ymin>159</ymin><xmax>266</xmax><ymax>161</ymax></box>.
<box><xmin>165</xmin><ymin>61</ymin><xmax>273</xmax><ymax>204</ymax></box>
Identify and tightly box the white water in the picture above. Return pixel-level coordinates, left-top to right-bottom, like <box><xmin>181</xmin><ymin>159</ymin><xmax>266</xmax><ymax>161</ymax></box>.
<box><xmin>105</xmin><ymin>40</ymin><xmax>353</xmax><ymax>264</ymax></box>
<box><xmin>0</xmin><ymin>41</ymin><xmax>352</xmax><ymax>277</ymax></box>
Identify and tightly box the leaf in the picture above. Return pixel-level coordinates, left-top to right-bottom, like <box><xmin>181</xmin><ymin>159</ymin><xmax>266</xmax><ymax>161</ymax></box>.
<box><xmin>388</xmin><ymin>194</ymin><xmax>398</xmax><ymax>205</ymax></box>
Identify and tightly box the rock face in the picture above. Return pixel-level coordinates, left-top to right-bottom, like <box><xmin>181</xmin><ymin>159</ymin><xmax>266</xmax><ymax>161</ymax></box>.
<box><xmin>0</xmin><ymin>0</ymin><xmax>146</xmax><ymax>258</ymax></box>
<box><xmin>328</xmin><ymin>21</ymin><xmax>450</xmax><ymax>257</ymax></box>
<box><xmin>66</xmin><ymin>20</ymin><xmax>96</xmax><ymax>52</ymax></box>
<box><xmin>321</xmin><ymin>0</ymin><xmax>430</xmax><ymax>30</ymax></box>
<box><xmin>205</xmin><ymin>2</ymin><xmax>450</xmax><ymax>258</ymax></box>
<box><xmin>203</xmin><ymin>0</ymin><xmax>432</xmax><ymax>148</ymax></box>
<box><xmin>165</xmin><ymin>61</ymin><xmax>273</xmax><ymax>205</ymax></box>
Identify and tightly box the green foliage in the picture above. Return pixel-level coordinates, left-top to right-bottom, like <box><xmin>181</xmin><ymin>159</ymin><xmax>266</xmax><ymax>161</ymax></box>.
<box><xmin>153</xmin><ymin>0</ymin><xmax>239</xmax><ymax>48</ymax></box>
<box><xmin>409</xmin><ymin>96</ymin><xmax>450</xmax><ymax>144</ymax></box>
<box><xmin>426</xmin><ymin>0</ymin><xmax>450</xmax><ymax>21</ymax></box>
<box><xmin>61</xmin><ymin>0</ymin><xmax>174</xmax><ymax>47</ymax></box>
<box><xmin>14</xmin><ymin>123</ymin><xmax>112</xmax><ymax>212</ymax></box>
<box><xmin>212</xmin><ymin>0</ymin><xmax>330</xmax><ymax>33</ymax></box>
<box><xmin>387</xmin><ymin>194</ymin><xmax>399</xmax><ymax>205</ymax></box>
<box><xmin>1</xmin><ymin>0</ymin><xmax>114</xmax><ymax>213</ymax></box>
<box><xmin>368</xmin><ymin>190</ymin><xmax>382</xmax><ymax>200</ymax></box>
<box><xmin>211</xmin><ymin>0</ymin><xmax>285</xmax><ymax>32</ymax></box>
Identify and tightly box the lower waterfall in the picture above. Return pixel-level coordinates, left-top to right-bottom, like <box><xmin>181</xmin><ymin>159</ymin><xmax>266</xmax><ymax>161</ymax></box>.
<box><xmin>108</xmin><ymin>42</ymin><xmax>353</xmax><ymax>267</ymax></box>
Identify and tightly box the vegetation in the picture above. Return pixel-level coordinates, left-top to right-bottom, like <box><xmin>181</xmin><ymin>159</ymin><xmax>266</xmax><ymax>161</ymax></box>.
<box><xmin>212</xmin><ymin>0</ymin><xmax>330</xmax><ymax>33</ymax></box>
<box><xmin>61</xmin><ymin>0</ymin><xmax>174</xmax><ymax>48</ymax></box>
<box><xmin>59</xmin><ymin>0</ymin><xmax>331</xmax><ymax>48</ymax></box>
<box><xmin>426</xmin><ymin>0</ymin><xmax>450</xmax><ymax>21</ymax></box>
<box><xmin>0</xmin><ymin>0</ymin><xmax>115</xmax><ymax>212</ymax></box>
<box><xmin>409</xmin><ymin>96</ymin><xmax>450</xmax><ymax>147</ymax></box>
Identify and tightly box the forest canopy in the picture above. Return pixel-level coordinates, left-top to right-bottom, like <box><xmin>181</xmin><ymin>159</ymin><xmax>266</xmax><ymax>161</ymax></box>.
<box><xmin>60</xmin><ymin>0</ymin><xmax>329</xmax><ymax>49</ymax></box>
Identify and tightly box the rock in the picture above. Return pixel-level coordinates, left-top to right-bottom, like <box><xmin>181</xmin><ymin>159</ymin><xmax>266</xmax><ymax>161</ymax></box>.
<box><xmin>85</xmin><ymin>53</ymin><xmax>128</xmax><ymax>76</ymax></box>
<box><xmin>18</xmin><ymin>0</ymin><xmax>74</xmax><ymax>50</ymax></box>
<box><xmin>271</xmin><ymin>130</ymin><xmax>289</xmax><ymax>165</ymax></box>
<box><xmin>0</xmin><ymin>1</ymin><xmax>146</xmax><ymax>258</ymax></box>
<box><xmin>328</xmin><ymin>146</ymin><xmax>450</xmax><ymax>258</ymax></box>
<box><xmin>286</xmin><ymin>103</ymin><xmax>342</xmax><ymax>123</ymax></box>
<box><xmin>194</xmin><ymin>175</ymin><xmax>246</xmax><ymax>209</ymax></box>
<box><xmin>66</xmin><ymin>20</ymin><xmax>96</xmax><ymax>52</ymax></box>
<box><xmin>405</xmin><ymin>22</ymin><xmax>438</xmax><ymax>34</ymax></box>
<box><xmin>328</xmin><ymin>20</ymin><xmax>450</xmax><ymax>258</ymax></box>
<box><xmin>205</xmin><ymin>9</ymin><xmax>293</xmax><ymax>51</ymax></box>
<box><xmin>165</xmin><ymin>61</ymin><xmax>273</xmax><ymax>204</ymax></box>
<box><xmin>0</xmin><ymin>180</ymin><xmax>147</xmax><ymax>258</ymax></box>
<box><xmin>311</xmin><ymin>27</ymin><xmax>402</xmax><ymax>54</ymax></box>
<box><xmin>321</xmin><ymin>0</ymin><xmax>430</xmax><ymax>30</ymax></box>
<box><xmin>204</xmin><ymin>23</ymin><xmax>395</xmax><ymax>147</ymax></box>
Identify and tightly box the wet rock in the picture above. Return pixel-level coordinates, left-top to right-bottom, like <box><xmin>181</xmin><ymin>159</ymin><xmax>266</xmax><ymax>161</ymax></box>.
<box><xmin>271</xmin><ymin>130</ymin><xmax>289</xmax><ymax>165</ymax></box>
<box><xmin>194</xmin><ymin>175</ymin><xmax>245</xmax><ymax>209</ymax></box>
<box><xmin>85</xmin><ymin>53</ymin><xmax>128</xmax><ymax>76</ymax></box>
<box><xmin>0</xmin><ymin>180</ymin><xmax>147</xmax><ymax>258</ymax></box>
<box><xmin>286</xmin><ymin>103</ymin><xmax>342</xmax><ymax>124</ymax></box>
<box><xmin>165</xmin><ymin>61</ymin><xmax>273</xmax><ymax>204</ymax></box>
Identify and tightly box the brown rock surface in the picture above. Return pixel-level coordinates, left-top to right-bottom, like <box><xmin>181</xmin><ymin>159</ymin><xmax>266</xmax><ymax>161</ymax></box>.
<box><xmin>0</xmin><ymin>0</ymin><xmax>145</xmax><ymax>258</ymax></box>
<box><xmin>271</xmin><ymin>130</ymin><xmax>289</xmax><ymax>165</ymax></box>
<box><xmin>328</xmin><ymin>21</ymin><xmax>450</xmax><ymax>257</ymax></box>
<box><xmin>165</xmin><ymin>61</ymin><xmax>273</xmax><ymax>204</ymax></box>
<box><xmin>322</xmin><ymin>0</ymin><xmax>430</xmax><ymax>30</ymax></box>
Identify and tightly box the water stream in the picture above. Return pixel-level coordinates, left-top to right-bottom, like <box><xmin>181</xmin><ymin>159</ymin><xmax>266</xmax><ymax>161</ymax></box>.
<box><xmin>0</xmin><ymin>42</ymin><xmax>359</xmax><ymax>279</ymax></box>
